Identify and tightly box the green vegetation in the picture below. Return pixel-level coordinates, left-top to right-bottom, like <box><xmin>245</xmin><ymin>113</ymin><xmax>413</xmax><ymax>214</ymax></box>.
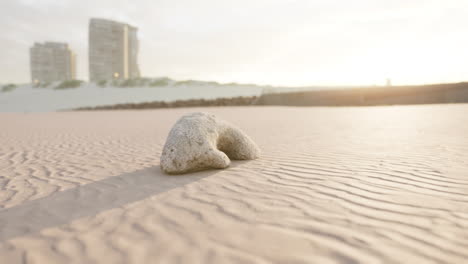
<box><xmin>97</xmin><ymin>80</ymin><xmax>107</xmax><ymax>87</ymax></box>
<box><xmin>119</xmin><ymin>78</ymin><xmax>139</xmax><ymax>87</ymax></box>
<box><xmin>40</xmin><ymin>82</ymin><xmax>50</xmax><ymax>88</ymax></box>
<box><xmin>33</xmin><ymin>82</ymin><xmax>51</xmax><ymax>88</ymax></box>
<box><xmin>205</xmin><ymin>81</ymin><xmax>221</xmax><ymax>86</ymax></box>
<box><xmin>173</xmin><ymin>79</ymin><xmax>221</xmax><ymax>87</ymax></box>
<box><xmin>174</xmin><ymin>80</ymin><xmax>197</xmax><ymax>86</ymax></box>
<box><xmin>1</xmin><ymin>83</ymin><xmax>17</xmax><ymax>93</ymax></box>
<box><xmin>95</xmin><ymin>77</ymin><xmax>172</xmax><ymax>88</ymax></box>
<box><xmin>99</xmin><ymin>77</ymin><xmax>168</xmax><ymax>88</ymax></box>
<box><xmin>117</xmin><ymin>78</ymin><xmax>153</xmax><ymax>87</ymax></box>
<box><xmin>54</xmin><ymin>80</ymin><xmax>83</xmax><ymax>90</ymax></box>
<box><xmin>111</xmin><ymin>79</ymin><xmax>120</xmax><ymax>87</ymax></box>
<box><xmin>149</xmin><ymin>78</ymin><xmax>170</xmax><ymax>87</ymax></box>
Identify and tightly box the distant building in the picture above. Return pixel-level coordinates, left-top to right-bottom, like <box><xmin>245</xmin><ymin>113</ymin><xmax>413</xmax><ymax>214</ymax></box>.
<box><xmin>88</xmin><ymin>18</ymin><xmax>140</xmax><ymax>82</ymax></box>
<box><xmin>30</xmin><ymin>42</ymin><xmax>76</xmax><ymax>83</ymax></box>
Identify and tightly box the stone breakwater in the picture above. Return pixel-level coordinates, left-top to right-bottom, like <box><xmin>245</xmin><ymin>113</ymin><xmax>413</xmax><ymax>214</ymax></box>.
<box><xmin>74</xmin><ymin>96</ymin><xmax>258</xmax><ymax>110</ymax></box>
<box><xmin>73</xmin><ymin>82</ymin><xmax>468</xmax><ymax>111</ymax></box>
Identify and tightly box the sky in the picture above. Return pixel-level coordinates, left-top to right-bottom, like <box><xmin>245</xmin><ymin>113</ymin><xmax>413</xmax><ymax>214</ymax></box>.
<box><xmin>1</xmin><ymin>0</ymin><xmax>467</xmax><ymax>86</ymax></box>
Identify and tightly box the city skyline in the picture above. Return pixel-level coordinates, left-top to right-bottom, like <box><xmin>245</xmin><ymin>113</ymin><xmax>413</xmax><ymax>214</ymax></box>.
<box><xmin>1</xmin><ymin>0</ymin><xmax>468</xmax><ymax>86</ymax></box>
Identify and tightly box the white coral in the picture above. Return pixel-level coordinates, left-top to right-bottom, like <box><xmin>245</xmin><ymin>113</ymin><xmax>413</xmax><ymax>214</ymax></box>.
<box><xmin>160</xmin><ymin>112</ymin><xmax>260</xmax><ymax>174</ymax></box>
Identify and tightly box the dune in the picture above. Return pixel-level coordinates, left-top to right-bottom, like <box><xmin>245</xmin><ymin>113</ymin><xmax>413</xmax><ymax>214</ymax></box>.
<box><xmin>1</xmin><ymin>105</ymin><xmax>468</xmax><ymax>263</ymax></box>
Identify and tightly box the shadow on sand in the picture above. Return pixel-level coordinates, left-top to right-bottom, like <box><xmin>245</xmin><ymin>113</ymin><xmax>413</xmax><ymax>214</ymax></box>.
<box><xmin>0</xmin><ymin>164</ymin><xmax>239</xmax><ymax>241</ymax></box>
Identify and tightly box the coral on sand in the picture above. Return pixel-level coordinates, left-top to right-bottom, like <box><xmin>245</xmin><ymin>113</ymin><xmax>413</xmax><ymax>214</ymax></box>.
<box><xmin>160</xmin><ymin>112</ymin><xmax>260</xmax><ymax>174</ymax></box>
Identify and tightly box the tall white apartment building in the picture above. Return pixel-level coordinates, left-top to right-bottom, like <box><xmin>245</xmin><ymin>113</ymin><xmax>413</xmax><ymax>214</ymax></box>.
<box><xmin>89</xmin><ymin>18</ymin><xmax>140</xmax><ymax>81</ymax></box>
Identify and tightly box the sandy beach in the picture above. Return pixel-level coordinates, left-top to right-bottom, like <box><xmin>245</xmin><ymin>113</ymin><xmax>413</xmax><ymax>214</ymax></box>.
<box><xmin>1</xmin><ymin>105</ymin><xmax>468</xmax><ymax>263</ymax></box>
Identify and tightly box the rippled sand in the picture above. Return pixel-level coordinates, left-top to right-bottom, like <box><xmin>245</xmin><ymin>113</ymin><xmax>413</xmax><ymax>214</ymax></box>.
<box><xmin>1</xmin><ymin>105</ymin><xmax>468</xmax><ymax>263</ymax></box>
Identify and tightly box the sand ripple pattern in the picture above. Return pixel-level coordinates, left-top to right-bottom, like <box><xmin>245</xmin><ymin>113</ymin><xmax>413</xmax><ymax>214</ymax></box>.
<box><xmin>1</xmin><ymin>106</ymin><xmax>468</xmax><ymax>264</ymax></box>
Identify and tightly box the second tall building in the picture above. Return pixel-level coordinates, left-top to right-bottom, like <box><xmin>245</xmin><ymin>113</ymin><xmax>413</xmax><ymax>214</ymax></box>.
<box><xmin>89</xmin><ymin>18</ymin><xmax>140</xmax><ymax>81</ymax></box>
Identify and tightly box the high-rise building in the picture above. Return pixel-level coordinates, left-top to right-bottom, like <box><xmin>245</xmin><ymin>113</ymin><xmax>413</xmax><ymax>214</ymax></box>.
<box><xmin>88</xmin><ymin>18</ymin><xmax>140</xmax><ymax>82</ymax></box>
<box><xmin>30</xmin><ymin>42</ymin><xmax>76</xmax><ymax>83</ymax></box>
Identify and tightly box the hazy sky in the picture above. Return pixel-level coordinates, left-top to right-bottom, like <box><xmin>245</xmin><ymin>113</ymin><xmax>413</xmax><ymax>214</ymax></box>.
<box><xmin>1</xmin><ymin>0</ymin><xmax>467</xmax><ymax>86</ymax></box>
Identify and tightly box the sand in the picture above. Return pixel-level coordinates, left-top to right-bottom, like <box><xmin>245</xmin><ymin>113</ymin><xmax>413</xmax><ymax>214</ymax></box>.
<box><xmin>1</xmin><ymin>105</ymin><xmax>468</xmax><ymax>263</ymax></box>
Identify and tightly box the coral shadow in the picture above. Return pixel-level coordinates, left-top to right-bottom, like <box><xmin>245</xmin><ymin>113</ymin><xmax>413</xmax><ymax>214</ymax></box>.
<box><xmin>0</xmin><ymin>165</ymin><xmax>227</xmax><ymax>241</ymax></box>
